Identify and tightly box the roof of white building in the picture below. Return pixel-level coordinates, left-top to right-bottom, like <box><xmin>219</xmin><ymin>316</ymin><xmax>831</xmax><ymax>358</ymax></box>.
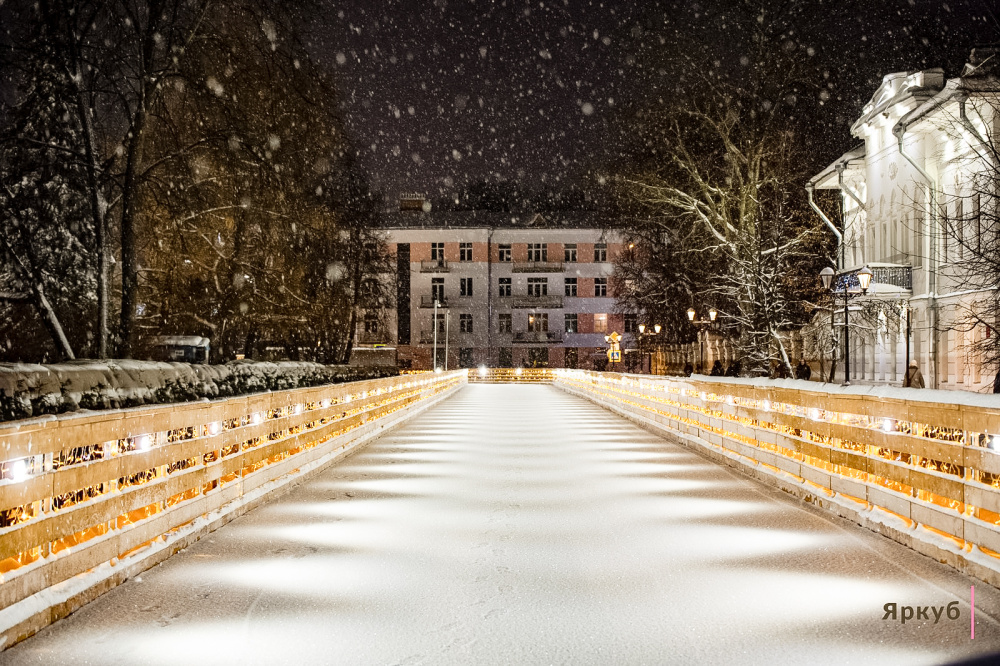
<box><xmin>808</xmin><ymin>145</ymin><xmax>866</xmax><ymax>190</ymax></box>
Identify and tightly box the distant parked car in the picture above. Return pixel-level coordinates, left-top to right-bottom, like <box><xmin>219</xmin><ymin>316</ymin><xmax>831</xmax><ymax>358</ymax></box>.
<box><xmin>148</xmin><ymin>336</ymin><xmax>211</xmax><ymax>364</ymax></box>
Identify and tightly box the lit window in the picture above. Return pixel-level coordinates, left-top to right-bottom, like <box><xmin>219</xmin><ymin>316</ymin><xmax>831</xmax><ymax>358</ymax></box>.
<box><xmin>594</xmin><ymin>313</ymin><xmax>607</xmax><ymax>333</ymax></box>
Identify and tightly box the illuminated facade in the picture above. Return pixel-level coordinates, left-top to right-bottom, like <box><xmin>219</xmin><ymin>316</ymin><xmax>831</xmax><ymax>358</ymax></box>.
<box><xmin>806</xmin><ymin>49</ymin><xmax>1000</xmax><ymax>390</ymax></box>
<box><xmin>374</xmin><ymin>210</ymin><xmax>629</xmax><ymax>370</ymax></box>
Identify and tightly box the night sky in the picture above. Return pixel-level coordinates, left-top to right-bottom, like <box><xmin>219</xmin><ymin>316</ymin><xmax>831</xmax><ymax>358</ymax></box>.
<box><xmin>307</xmin><ymin>0</ymin><xmax>999</xmax><ymax>201</ymax></box>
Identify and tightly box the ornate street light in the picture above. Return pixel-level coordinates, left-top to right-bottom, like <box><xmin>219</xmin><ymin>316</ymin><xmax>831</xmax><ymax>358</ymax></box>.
<box><xmin>688</xmin><ymin>307</ymin><xmax>718</xmax><ymax>374</ymax></box>
<box><xmin>636</xmin><ymin>322</ymin><xmax>662</xmax><ymax>374</ymax></box>
<box><xmin>821</xmin><ymin>266</ymin><xmax>872</xmax><ymax>385</ymax></box>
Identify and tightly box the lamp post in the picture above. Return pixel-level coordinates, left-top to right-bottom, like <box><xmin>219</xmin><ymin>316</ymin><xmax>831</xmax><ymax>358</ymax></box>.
<box><xmin>820</xmin><ymin>265</ymin><xmax>872</xmax><ymax>385</ymax></box>
<box><xmin>637</xmin><ymin>323</ymin><xmax>662</xmax><ymax>374</ymax></box>
<box><xmin>433</xmin><ymin>299</ymin><xmax>439</xmax><ymax>371</ymax></box>
<box><xmin>687</xmin><ymin>307</ymin><xmax>718</xmax><ymax>373</ymax></box>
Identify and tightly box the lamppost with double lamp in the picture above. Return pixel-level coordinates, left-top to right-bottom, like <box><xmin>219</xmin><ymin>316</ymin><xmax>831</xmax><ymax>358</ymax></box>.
<box><xmin>820</xmin><ymin>265</ymin><xmax>873</xmax><ymax>385</ymax></box>
<box><xmin>686</xmin><ymin>307</ymin><xmax>717</xmax><ymax>373</ymax></box>
<box><xmin>637</xmin><ymin>323</ymin><xmax>661</xmax><ymax>374</ymax></box>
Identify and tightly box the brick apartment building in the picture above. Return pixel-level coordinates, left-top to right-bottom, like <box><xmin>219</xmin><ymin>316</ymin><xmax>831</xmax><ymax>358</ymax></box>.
<box><xmin>369</xmin><ymin>207</ymin><xmax>630</xmax><ymax>370</ymax></box>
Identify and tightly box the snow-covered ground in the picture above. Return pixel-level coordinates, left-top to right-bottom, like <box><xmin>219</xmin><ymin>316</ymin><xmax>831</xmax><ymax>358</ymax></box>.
<box><xmin>4</xmin><ymin>384</ymin><xmax>999</xmax><ymax>665</ymax></box>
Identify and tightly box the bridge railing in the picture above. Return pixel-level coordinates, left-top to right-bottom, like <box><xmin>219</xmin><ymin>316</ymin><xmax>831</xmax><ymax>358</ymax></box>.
<box><xmin>554</xmin><ymin>370</ymin><xmax>1000</xmax><ymax>585</ymax></box>
<box><xmin>0</xmin><ymin>370</ymin><xmax>465</xmax><ymax>644</ymax></box>
<box><xmin>467</xmin><ymin>368</ymin><xmax>554</xmax><ymax>383</ymax></box>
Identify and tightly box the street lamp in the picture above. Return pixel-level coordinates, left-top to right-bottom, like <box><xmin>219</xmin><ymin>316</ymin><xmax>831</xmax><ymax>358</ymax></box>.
<box><xmin>687</xmin><ymin>307</ymin><xmax>718</xmax><ymax>373</ymax></box>
<box><xmin>636</xmin><ymin>323</ymin><xmax>662</xmax><ymax>374</ymax></box>
<box><xmin>820</xmin><ymin>265</ymin><xmax>872</xmax><ymax>385</ymax></box>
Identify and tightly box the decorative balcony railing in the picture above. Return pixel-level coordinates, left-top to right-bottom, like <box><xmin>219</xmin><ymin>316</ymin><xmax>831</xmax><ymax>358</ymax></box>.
<box><xmin>513</xmin><ymin>330</ymin><xmax>563</xmax><ymax>344</ymax></box>
<box><xmin>420</xmin><ymin>259</ymin><xmax>449</xmax><ymax>272</ymax></box>
<box><xmin>420</xmin><ymin>295</ymin><xmax>448</xmax><ymax>308</ymax></box>
<box><xmin>512</xmin><ymin>261</ymin><xmax>564</xmax><ymax>273</ymax></box>
<box><xmin>512</xmin><ymin>295</ymin><xmax>563</xmax><ymax>309</ymax></box>
<box><xmin>838</xmin><ymin>265</ymin><xmax>912</xmax><ymax>292</ymax></box>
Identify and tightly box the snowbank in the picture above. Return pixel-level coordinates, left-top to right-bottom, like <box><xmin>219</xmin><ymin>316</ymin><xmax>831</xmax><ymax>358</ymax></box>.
<box><xmin>0</xmin><ymin>360</ymin><xmax>398</xmax><ymax>422</ymax></box>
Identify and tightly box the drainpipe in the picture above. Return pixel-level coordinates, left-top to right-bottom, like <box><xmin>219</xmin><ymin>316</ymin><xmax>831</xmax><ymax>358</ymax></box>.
<box><xmin>806</xmin><ymin>182</ymin><xmax>843</xmax><ymax>269</ymax></box>
<box><xmin>957</xmin><ymin>94</ymin><xmax>992</xmax><ymax>155</ymax></box>
<box><xmin>894</xmin><ymin>122</ymin><xmax>939</xmax><ymax>389</ymax></box>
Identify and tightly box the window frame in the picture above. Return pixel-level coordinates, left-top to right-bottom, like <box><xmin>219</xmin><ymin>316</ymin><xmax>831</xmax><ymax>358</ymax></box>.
<box><xmin>594</xmin><ymin>242</ymin><xmax>607</xmax><ymax>262</ymax></box>
<box><xmin>594</xmin><ymin>277</ymin><xmax>607</xmax><ymax>297</ymax></box>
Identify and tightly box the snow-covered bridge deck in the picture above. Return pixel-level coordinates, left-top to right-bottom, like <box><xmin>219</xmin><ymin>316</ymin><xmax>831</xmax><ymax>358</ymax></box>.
<box><xmin>5</xmin><ymin>384</ymin><xmax>999</xmax><ymax>665</ymax></box>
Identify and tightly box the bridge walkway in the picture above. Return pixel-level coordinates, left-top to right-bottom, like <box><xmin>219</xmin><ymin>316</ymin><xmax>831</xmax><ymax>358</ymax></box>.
<box><xmin>4</xmin><ymin>384</ymin><xmax>999</xmax><ymax>665</ymax></box>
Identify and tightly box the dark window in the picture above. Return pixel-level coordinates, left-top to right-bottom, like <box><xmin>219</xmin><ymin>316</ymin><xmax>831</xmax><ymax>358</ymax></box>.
<box><xmin>564</xmin><ymin>244</ymin><xmax>577</xmax><ymax>262</ymax></box>
<box><xmin>434</xmin><ymin>313</ymin><xmax>446</xmax><ymax>333</ymax></box>
<box><xmin>594</xmin><ymin>242</ymin><xmax>607</xmax><ymax>262</ymax></box>
<box><xmin>498</xmin><ymin>244</ymin><xmax>511</xmax><ymax>262</ymax></box>
<box><xmin>460</xmin><ymin>277</ymin><xmax>473</xmax><ymax>297</ymax></box>
<box><xmin>527</xmin><ymin>277</ymin><xmax>547</xmax><ymax>297</ymax></box>
<box><xmin>528</xmin><ymin>243</ymin><xmax>547</xmax><ymax>262</ymax></box>
<box><xmin>431</xmin><ymin>242</ymin><xmax>445</xmax><ymax>261</ymax></box>
<box><xmin>499</xmin><ymin>277</ymin><xmax>511</xmax><ymax>297</ymax></box>
<box><xmin>565</xmin><ymin>313</ymin><xmax>578</xmax><ymax>334</ymax></box>
<box><xmin>460</xmin><ymin>348</ymin><xmax>474</xmax><ymax>368</ymax></box>
<box><xmin>565</xmin><ymin>347</ymin><xmax>578</xmax><ymax>369</ymax></box>
<box><xmin>564</xmin><ymin>277</ymin><xmax>577</xmax><ymax>296</ymax></box>
<box><xmin>499</xmin><ymin>347</ymin><xmax>513</xmax><ymax>367</ymax></box>
<box><xmin>460</xmin><ymin>313</ymin><xmax>473</xmax><ymax>333</ymax></box>
<box><xmin>396</xmin><ymin>243</ymin><xmax>411</xmax><ymax>345</ymax></box>
<box><xmin>625</xmin><ymin>314</ymin><xmax>637</xmax><ymax>333</ymax></box>
<box><xmin>460</xmin><ymin>242</ymin><xmax>473</xmax><ymax>261</ymax></box>
<box><xmin>594</xmin><ymin>277</ymin><xmax>607</xmax><ymax>297</ymax></box>
<box><xmin>364</xmin><ymin>313</ymin><xmax>379</xmax><ymax>333</ymax></box>
<box><xmin>498</xmin><ymin>313</ymin><xmax>512</xmax><ymax>333</ymax></box>
<box><xmin>432</xmin><ymin>278</ymin><xmax>445</xmax><ymax>303</ymax></box>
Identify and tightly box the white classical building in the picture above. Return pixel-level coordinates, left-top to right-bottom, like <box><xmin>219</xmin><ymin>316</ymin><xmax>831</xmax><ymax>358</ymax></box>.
<box><xmin>806</xmin><ymin>48</ymin><xmax>999</xmax><ymax>390</ymax></box>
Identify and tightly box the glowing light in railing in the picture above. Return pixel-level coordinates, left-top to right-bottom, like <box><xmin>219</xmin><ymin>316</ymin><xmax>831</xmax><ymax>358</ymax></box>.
<box><xmin>8</xmin><ymin>458</ymin><xmax>29</xmax><ymax>482</ymax></box>
<box><xmin>515</xmin><ymin>367</ymin><xmax>523</xmax><ymax>376</ymax></box>
<box><xmin>762</xmin><ymin>400</ymin><xmax>771</xmax><ymax>412</ymax></box>
<box><xmin>882</xmin><ymin>419</ymin><xmax>894</xmax><ymax>433</ymax></box>
<box><xmin>252</xmin><ymin>412</ymin><xmax>264</xmax><ymax>425</ymax></box>
<box><xmin>135</xmin><ymin>434</ymin><xmax>152</xmax><ymax>451</ymax></box>
<box><xmin>292</xmin><ymin>404</ymin><xmax>303</xmax><ymax>416</ymax></box>
<box><xmin>990</xmin><ymin>436</ymin><xmax>999</xmax><ymax>451</ymax></box>
<box><xmin>345</xmin><ymin>395</ymin><xmax>353</xmax><ymax>403</ymax></box>
<box><xmin>700</xmin><ymin>391</ymin><xmax>708</xmax><ymax>401</ymax></box>
<box><xmin>435</xmin><ymin>367</ymin><xmax>442</xmax><ymax>374</ymax></box>
<box><xmin>478</xmin><ymin>365</ymin><xmax>488</xmax><ymax>377</ymax></box>
<box><xmin>809</xmin><ymin>408</ymin><xmax>821</xmax><ymax>421</ymax></box>
<box><xmin>321</xmin><ymin>399</ymin><xmax>331</xmax><ymax>408</ymax></box>
<box><xmin>207</xmin><ymin>421</ymin><xmax>222</xmax><ymax>436</ymax></box>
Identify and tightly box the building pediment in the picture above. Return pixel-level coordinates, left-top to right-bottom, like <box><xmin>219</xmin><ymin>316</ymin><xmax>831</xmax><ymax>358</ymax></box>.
<box><xmin>850</xmin><ymin>69</ymin><xmax>944</xmax><ymax>136</ymax></box>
